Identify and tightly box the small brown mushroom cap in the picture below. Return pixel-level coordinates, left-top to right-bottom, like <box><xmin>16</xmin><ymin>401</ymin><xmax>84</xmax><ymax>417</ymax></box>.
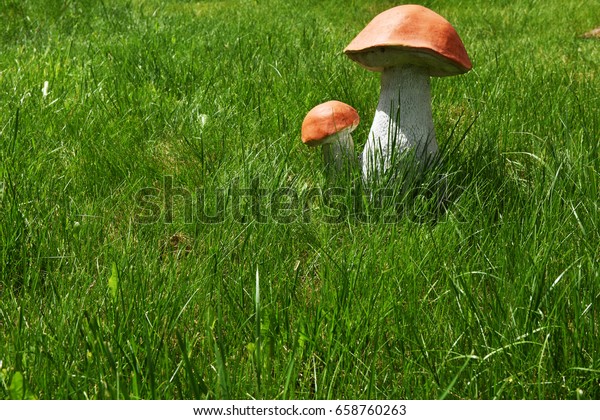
<box><xmin>344</xmin><ymin>4</ymin><xmax>472</xmax><ymax>76</ymax></box>
<box><xmin>582</xmin><ymin>27</ymin><xmax>600</xmax><ymax>39</ymax></box>
<box><xmin>301</xmin><ymin>101</ymin><xmax>360</xmax><ymax>147</ymax></box>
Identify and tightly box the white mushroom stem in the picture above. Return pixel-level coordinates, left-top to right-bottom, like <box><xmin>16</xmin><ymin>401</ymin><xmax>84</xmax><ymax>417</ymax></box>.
<box><xmin>322</xmin><ymin>129</ymin><xmax>355</xmax><ymax>174</ymax></box>
<box><xmin>361</xmin><ymin>65</ymin><xmax>438</xmax><ymax>181</ymax></box>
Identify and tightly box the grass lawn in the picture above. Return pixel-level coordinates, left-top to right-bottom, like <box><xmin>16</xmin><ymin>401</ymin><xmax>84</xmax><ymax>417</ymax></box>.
<box><xmin>1</xmin><ymin>0</ymin><xmax>599</xmax><ymax>399</ymax></box>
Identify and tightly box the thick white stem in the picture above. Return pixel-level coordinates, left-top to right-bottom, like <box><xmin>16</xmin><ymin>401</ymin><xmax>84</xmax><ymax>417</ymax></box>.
<box><xmin>361</xmin><ymin>66</ymin><xmax>438</xmax><ymax>181</ymax></box>
<box><xmin>322</xmin><ymin>130</ymin><xmax>355</xmax><ymax>177</ymax></box>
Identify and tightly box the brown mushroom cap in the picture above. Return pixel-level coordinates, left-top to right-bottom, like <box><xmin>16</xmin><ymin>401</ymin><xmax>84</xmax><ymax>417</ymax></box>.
<box><xmin>301</xmin><ymin>101</ymin><xmax>360</xmax><ymax>147</ymax></box>
<box><xmin>344</xmin><ymin>4</ymin><xmax>472</xmax><ymax>76</ymax></box>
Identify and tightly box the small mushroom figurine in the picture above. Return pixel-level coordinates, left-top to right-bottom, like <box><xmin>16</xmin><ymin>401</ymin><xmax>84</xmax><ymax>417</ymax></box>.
<box><xmin>301</xmin><ymin>100</ymin><xmax>360</xmax><ymax>179</ymax></box>
<box><xmin>344</xmin><ymin>4</ymin><xmax>472</xmax><ymax>181</ymax></box>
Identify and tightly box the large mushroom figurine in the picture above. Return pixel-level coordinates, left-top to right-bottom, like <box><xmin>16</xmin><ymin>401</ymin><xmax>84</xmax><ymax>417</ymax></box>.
<box><xmin>344</xmin><ymin>4</ymin><xmax>472</xmax><ymax>181</ymax></box>
<box><xmin>301</xmin><ymin>100</ymin><xmax>360</xmax><ymax>180</ymax></box>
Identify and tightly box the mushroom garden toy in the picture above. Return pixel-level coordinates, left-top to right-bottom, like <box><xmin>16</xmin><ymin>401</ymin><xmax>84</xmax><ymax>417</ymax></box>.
<box><xmin>344</xmin><ymin>4</ymin><xmax>472</xmax><ymax>181</ymax></box>
<box><xmin>301</xmin><ymin>100</ymin><xmax>360</xmax><ymax>179</ymax></box>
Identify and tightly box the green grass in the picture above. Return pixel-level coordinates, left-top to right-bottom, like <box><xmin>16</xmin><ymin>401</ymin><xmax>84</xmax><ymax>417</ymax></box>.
<box><xmin>1</xmin><ymin>0</ymin><xmax>599</xmax><ymax>399</ymax></box>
